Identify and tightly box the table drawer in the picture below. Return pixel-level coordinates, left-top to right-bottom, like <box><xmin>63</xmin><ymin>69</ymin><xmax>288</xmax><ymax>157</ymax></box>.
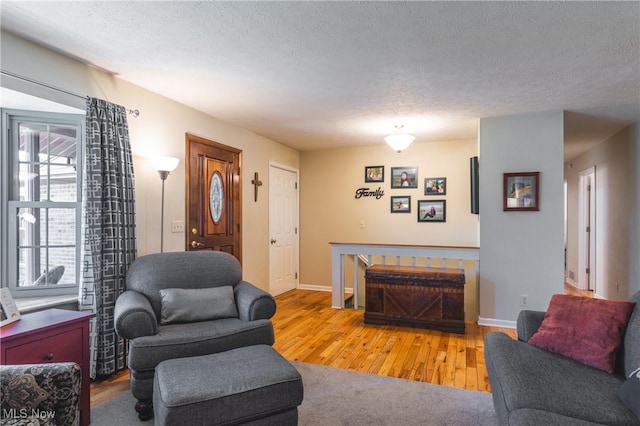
<box><xmin>4</xmin><ymin>328</ymin><xmax>83</xmax><ymax>364</ymax></box>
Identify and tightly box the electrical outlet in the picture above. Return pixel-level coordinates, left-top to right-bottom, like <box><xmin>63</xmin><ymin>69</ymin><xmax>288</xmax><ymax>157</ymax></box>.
<box><xmin>520</xmin><ymin>294</ymin><xmax>528</xmax><ymax>307</ymax></box>
<box><xmin>171</xmin><ymin>220</ymin><xmax>185</xmax><ymax>233</ymax></box>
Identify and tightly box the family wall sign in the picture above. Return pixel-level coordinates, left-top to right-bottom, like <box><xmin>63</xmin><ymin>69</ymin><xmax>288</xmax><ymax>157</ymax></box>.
<box><xmin>354</xmin><ymin>187</ymin><xmax>385</xmax><ymax>200</ymax></box>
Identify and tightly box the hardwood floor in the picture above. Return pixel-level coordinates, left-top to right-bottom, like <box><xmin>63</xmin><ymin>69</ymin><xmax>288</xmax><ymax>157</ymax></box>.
<box><xmin>564</xmin><ymin>282</ymin><xmax>595</xmax><ymax>298</ymax></box>
<box><xmin>90</xmin><ymin>366</ymin><xmax>131</xmax><ymax>408</ymax></box>
<box><xmin>91</xmin><ymin>283</ymin><xmax>590</xmax><ymax>408</ymax></box>
<box><xmin>271</xmin><ymin>290</ymin><xmax>514</xmax><ymax>391</ymax></box>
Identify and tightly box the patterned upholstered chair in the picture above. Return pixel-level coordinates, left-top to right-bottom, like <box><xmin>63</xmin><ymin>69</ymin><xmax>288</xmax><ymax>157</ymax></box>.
<box><xmin>114</xmin><ymin>251</ymin><xmax>277</xmax><ymax>420</ymax></box>
<box><xmin>0</xmin><ymin>362</ymin><xmax>82</xmax><ymax>426</ymax></box>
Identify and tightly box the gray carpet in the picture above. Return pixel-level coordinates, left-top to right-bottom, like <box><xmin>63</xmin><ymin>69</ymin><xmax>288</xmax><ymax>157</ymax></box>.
<box><xmin>92</xmin><ymin>362</ymin><xmax>497</xmax><ymax>425</ymax></box>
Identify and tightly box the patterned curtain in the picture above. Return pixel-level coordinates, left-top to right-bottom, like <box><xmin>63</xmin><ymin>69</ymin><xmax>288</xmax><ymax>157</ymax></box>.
<box><xmin>79</xmin><ymin>98</ymin><xmax>137</xmax><ymax>378</ymax></box>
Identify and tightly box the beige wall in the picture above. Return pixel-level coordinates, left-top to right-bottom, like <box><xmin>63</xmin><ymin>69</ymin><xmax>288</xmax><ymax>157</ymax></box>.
<box><xmin>1</xmin><ymin>31</ymin><xmax>299</xmax><ymax>291</ymax></box>
<box><xmin>564</xmin><ymin>126</ymin><xmax>634</xmax><ymax>300</ymax></box>
<box><xmin>299</xmin><ymin>139</ymin><xmax>480</xmax><ymax>316</ymax></box>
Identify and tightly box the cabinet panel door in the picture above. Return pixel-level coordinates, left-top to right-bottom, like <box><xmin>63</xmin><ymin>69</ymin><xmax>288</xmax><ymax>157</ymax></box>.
<box><xmin>5</xmin><ymin>328</ymin><xmax>83</xmax><ymax>363</ymax></box>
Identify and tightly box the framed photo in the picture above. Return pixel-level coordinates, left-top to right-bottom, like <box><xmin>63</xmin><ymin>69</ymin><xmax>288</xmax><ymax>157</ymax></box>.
<box><xmin>0</xmin><ymin>288</ymin><xmax>20</xmax><ymax>327</ymax></box>
<box><xmin>390</xmin><ymin>196</ymin><xmax>411</xmax><ymax>213</ymax></box>
<box><xmin>365</xmin><ymin>165</ymin><xmax>384</xmax><ymax>183</ymax></box>
<box><xmin>424</xmin><ymin>177</ymin><xmax>446</xmax><ymax>195</ymax></box>
<box><xmin>503</xmin><ymin>172</ymin><xmax>540</xmax><ymax>211</ymax></box>
<box><xmin>390</xmin><ymin>167</ymin><xmax>418</xmax><ymax>188</ymax></box>
<box><xmin>418</xmin><ymin>199</ymin><xmax>446</xmax><ymax>222</ymax></box>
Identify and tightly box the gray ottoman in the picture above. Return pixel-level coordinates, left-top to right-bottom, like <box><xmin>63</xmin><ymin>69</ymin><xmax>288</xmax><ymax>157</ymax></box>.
<box><xmin>153</xmin><ymin>345</ymin><xmax>303</xmax><ymax>426</ymax></box>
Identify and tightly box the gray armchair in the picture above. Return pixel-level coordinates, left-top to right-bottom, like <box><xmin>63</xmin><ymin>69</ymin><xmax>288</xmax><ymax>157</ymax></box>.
<box><xmin>0</xmin><ymin>362</ymin><xmax>81</xmax><ymax>426</ymax></box>
<box><xmin>114</xmin><ymin>251</ymin><xmax>276</xmax><ymax>420</ymax></box>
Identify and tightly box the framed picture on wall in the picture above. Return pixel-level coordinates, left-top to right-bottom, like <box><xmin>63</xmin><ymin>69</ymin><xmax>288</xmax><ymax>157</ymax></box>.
<box><xmin>503</xmin><ymin>172</ymin><xmax>540</xmax><ymax>211</ymax></box>
<box><xmin>390</xmin><ymin>196</ymin><xmax>411</xmax><ymax>213</ymax></box>
<box><xmin>390</xmin><ymin>167</ymin><xmax>418</xmax><ymax>188</ymax></box>
<box><xmin>365</xmin><ymin>165</ymin><xmax>384</xmax><ymax>183</ymax></box>
<box><xmin>0</xmin><ymin>288</ymin><xmax>20</xmax><ymax>327</ymax></box>
<box><xmin>418</xmin><ymin>199</ymin><xmax>446</xmax><ymax>222</ymax></box>
<box><xmin>424</xmin><ymin>177</ymin><xmax>446</xmax><ymax>195</ymax></box>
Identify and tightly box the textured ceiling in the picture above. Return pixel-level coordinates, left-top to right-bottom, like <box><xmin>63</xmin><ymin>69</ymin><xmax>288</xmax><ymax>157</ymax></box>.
<box><xmin>1</xmin><ymin>1</ymin><xmax>639</xmax><ymax>157</ymax></box>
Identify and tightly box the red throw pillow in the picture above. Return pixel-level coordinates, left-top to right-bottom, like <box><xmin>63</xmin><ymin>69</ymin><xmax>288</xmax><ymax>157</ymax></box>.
<box><xmin>528</xmin><ymin>294</ymin><xmax>635</xmax><ymax>373</ymax></box>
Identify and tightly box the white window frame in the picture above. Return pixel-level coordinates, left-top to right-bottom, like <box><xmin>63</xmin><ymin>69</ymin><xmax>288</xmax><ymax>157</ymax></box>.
<box><xmin>1</xmin><ymin>108</ymin><xmax>85</xmax><ymax>298</ymax></box>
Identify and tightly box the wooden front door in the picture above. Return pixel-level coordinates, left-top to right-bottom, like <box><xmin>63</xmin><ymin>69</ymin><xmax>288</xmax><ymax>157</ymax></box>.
<box><xmin>186</xmin><ymin>133</ymin><xmax>242</xmax><ymax>261</ymax></box>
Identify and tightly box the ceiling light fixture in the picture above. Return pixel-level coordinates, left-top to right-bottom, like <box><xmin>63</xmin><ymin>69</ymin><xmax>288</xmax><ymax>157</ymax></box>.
<box><xmin>384</xmin><ymin>126</ymin><xmax>415</xmax><ymax>153</ymax></box>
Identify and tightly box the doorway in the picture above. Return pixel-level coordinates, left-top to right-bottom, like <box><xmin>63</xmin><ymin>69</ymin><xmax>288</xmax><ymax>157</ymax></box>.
<box><xmin>185</xmin><ymin>133</ymin><xmax>242</xmax><ymax>261</ymax></box>
<box><xmin>578</xmin><ymin>166</ymin><xmax>596</xmax><ymax>291</ymax></box>
<box><xmin>268</xmin><ymin>163</ymin><xmax>299</xmax><ymax>296</ymax></box>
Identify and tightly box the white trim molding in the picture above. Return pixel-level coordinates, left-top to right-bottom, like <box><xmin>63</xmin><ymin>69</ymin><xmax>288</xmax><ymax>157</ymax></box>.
<box><xmin>297</xmin><ymin>283</ymin><xmax>353</xmax><ymax>294</ymax></box>
<box><xmin>478</xmin><ymin>317</ymin><xmax>516</xmax><ymax>329</ymax></box>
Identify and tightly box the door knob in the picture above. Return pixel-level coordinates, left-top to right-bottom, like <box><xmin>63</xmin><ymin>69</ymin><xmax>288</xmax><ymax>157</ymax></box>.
<box><xmin>270</xmin><ymin>239</ymin><xmax>277</xmax><ymax>245</ymax></box>
<box><xmin>191</xmin><ymin>240</ymin><xmax>205</xmax><ymax>248</ymax></box>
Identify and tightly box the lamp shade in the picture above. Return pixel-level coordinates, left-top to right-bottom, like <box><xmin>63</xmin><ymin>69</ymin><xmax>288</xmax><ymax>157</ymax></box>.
<box><xmin>384</xmin><ymin>134</ymin><xmax>415</xmax><ymax>153</ymax></box>
<box><xmin>149</xmin><ymin>156</ymin><xmax>179</xmax><ymax>173</ymax></box>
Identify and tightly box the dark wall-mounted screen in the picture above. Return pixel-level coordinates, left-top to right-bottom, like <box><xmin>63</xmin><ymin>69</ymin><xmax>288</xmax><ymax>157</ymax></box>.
<box><xmin>470</xmin><ymin>156</ymin><xmax>479</xmax><ymax>214</ymax></box>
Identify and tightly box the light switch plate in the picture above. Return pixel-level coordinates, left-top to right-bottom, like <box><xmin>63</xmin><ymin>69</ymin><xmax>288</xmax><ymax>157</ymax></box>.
<box><xmin>171</xmin><ymin>220</ymin><xmax>185</xmax><ymax>233</ymax></box>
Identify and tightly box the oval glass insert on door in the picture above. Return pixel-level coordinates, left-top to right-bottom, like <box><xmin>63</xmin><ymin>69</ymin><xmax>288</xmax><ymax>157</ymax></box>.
<box><xmin>209</xmin><ymin>172</ymin><xmax>224</xmax><ymax>224</ymax></box>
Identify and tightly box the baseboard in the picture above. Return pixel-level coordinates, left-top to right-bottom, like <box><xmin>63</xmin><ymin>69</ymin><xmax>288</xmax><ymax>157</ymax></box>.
<box><xmin>297</xmin><ymin>283</ymin><xmax>353</xmax><ymax>294</ymax></box>
<box><xmin>565</xmin><ymin>277</ymin><xmax>580</xmax><ymax>288</ymax></box>
<box><xmin>478</xmin><ymin>317</ymin><xmax>516</xmax><ymax>329</ymax></box>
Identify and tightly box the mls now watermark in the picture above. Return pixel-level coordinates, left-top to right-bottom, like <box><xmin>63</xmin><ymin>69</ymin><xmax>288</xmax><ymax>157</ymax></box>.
<box><xmin>2</xmin><ymin>408</ymin><xmax>56</xmax><ymax>421</ymax></box>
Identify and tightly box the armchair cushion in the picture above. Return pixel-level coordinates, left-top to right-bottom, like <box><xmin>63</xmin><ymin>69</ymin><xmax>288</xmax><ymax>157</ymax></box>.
<box><xmin>0</xmin><ymin>362</ymin><xmax>81</xmax><ymax>426</ymax></box>
<box><xmin>516</xmin><ymin>310</ymin><xmax>546</xmax><ymax>342</ymax></box>
<box><xmin>528</xmin><ymin>294</ymin><xmax>635</xmax><ymax>373</ymax></box>
<box><xmin>160</xmin><ymin>286</ymin><xmax>238</xmax><ymax>324</ymax></box>
<box><xmin>235</xmin><ymin>281</ymin><xmax>277</xmax><ymax>321</ymax></box>
<box><xmin>128</xmin><ymin>318</ymin><xmax>274</xmax><ymax>371</ymax></box>
<box><xmin>621</xmin><ymin>291</ymin><xmax>640</xmax><ymax>377</ymax></box>
<box><xmin>618</xmin><ymin>367</ymin><xmax>640</xmax><ymax>419</ymax></box>
<box><xmin>125</xmin><ymin>251</ymin><xmax>242</xmax><ymax>320</ymax></box>
<box><xmin>114</xmin><ymin>290</ymin><xmax>158</xmax><ymax>339</ymax></box>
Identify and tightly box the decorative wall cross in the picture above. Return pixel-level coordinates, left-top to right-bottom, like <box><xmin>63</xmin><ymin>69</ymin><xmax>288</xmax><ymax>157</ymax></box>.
<box><xmin>251</xmin><ymin>172</ymin><xmax>263</xmax><ymax>202</ymax></box>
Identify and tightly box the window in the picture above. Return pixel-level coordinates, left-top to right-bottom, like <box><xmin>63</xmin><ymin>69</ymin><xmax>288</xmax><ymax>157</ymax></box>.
<box><xmin>1</xmin><ymin>109</ymin><xmax>85</xmax><ymax>297</ymax></box>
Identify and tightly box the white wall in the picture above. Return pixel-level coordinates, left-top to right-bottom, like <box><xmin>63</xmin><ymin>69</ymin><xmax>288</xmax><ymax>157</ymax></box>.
<box><xmin>478</xmin><ymin>111</ymin><xmax>565</xmax><ymax>325</ymax></box>
<box><xmin>1</xmin><ymin>31</ymin><xmax>300</xmax><ymax>291</ymax></box>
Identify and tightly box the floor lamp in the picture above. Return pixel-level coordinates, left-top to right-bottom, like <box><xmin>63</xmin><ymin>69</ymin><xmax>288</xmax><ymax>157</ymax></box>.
<box><xmin>149</xmin><ymin>156</ymin><xmax>180</xmax><ymax>252</ymax></box>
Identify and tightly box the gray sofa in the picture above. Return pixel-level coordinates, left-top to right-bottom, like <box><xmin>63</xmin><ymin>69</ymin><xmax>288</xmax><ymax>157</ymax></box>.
<box><xmin>114</xmin><ymin>251</ymin><xmax>276</xmax><ymax>420</ymax></box>
<box><xmin>485</xmin><ymin>290</ymin><xmax>640</xmax><ymax>426</ymax></box>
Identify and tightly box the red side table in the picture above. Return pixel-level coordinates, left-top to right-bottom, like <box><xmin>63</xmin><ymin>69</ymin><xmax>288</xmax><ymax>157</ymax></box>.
<box><xmin>1</xmin><ymin>308</ymin><xmax>95</xmax><ymax>426</ymax></box>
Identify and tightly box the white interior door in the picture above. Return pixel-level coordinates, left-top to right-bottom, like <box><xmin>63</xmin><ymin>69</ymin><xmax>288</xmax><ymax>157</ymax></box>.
<box><xmin>578</xmin><ymin>166</ymin><xmax>596</xmax><ymax>291</ymax></box>
<box><xmin>269</xmin><ymin>164</ymin><xmax>299</xmax><ymax>296</ymax></box>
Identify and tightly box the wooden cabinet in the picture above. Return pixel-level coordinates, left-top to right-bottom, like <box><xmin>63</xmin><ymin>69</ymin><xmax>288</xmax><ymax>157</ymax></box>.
<box><xmin>364</xmin><ymin>265</ymin><xmax>466</xmax><ymax>334</ymax></box>
<box><xmin>1</xmin><ymin>309</ymin><xmax>95</xmax><ymax>426</ymax></box>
